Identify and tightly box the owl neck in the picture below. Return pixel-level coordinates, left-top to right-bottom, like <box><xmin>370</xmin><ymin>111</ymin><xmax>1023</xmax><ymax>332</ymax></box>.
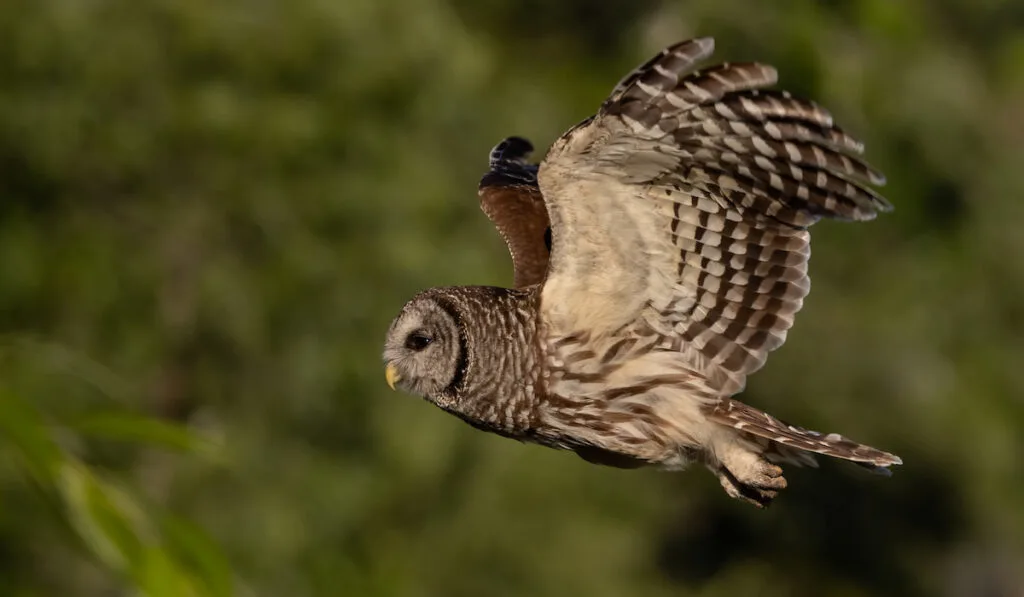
<box><xmin>433</xmin><ymin>284</ymin><xmax>542</xmax><ymax>438</ymax></box>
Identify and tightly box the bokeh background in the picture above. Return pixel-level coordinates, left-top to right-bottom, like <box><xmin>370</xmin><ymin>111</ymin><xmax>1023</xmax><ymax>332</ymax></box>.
<box><xmin>2</xmin><ymin>0</ymin><xmax>1023</xmax><ymax>596</ymax></box>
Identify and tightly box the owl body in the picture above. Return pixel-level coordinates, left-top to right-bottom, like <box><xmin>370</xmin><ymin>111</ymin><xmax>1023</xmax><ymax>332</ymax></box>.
<box><xmin>389</xmin><ymin>284</ymin><xmax>714</xmax><ymax>467</ymax></box>
<box><xmin>384</xmin><ymin>38</ymin><xmax>901</xmax><ymax>507</ymax></box>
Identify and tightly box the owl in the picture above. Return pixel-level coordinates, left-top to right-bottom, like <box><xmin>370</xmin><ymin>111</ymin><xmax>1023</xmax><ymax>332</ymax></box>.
<box><xmin>382</xmin><ymin>38</ymin><xmax>900</xmax><ymax>507</ymax></box>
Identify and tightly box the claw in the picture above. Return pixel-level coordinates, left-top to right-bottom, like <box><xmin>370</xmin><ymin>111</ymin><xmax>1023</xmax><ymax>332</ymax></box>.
<box><xmin>752</xmin><ymin>462</ymin><xmax>788</xmax><ymax>490</ymax></box>
<box><xmin>714</xmin><ymin>458</ymin><xmax>788</xmax><ymax>508</ymax></box>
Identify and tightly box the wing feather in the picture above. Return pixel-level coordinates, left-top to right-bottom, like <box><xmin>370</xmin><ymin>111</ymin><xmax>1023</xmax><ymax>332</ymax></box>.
<box><xmin>478</xmin><ymin>137</ymin><xmax>551</xmax><ymax>288</ymax></box>
<box><xmin>538</xmin><ymin>38</ymin><xmax>889</xmax><ymax>394</ymax></box>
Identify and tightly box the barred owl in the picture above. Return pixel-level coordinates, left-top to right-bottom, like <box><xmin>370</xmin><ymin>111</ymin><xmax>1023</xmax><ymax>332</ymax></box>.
<box><xmin>382</xmin><ymin>38</ymin><xmax>900</xmax><ymax>507</ymax></box>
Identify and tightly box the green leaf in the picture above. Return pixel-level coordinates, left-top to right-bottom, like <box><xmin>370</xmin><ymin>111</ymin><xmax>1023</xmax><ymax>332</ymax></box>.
<box><xmin>58</xmin><ymin>460</ymin><xmax>144</xmax><ymax>572</ymax></box>
<box><xmin>135</xmin><ymin>546</ymin><xmax>199</xmax><ymax>597</ymax></box>
<box><xmin>57</xmin><ymin>461</ymin><xmax>233</xmax><ymax>597</ymax></box>
<box><xmin>159</xmin><ymin>514</ymin><xmax>234</xmax><ymax>597</ymax></box>
<box><xmin>66</xmin><ymin>413</ymin><xmax>218</xmax><ymax>457</ymax></box>
<box><xmin>0</xmin><ymin>388</ymin><xmax>63</xmax><ymax>483</ymax></box>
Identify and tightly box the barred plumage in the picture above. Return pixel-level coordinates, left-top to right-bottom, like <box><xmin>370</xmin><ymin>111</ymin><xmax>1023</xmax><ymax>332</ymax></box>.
<box><xmin>383</xmin><ymin>37</ymin><xmax>900</xmax><ymax>507</ymax></box>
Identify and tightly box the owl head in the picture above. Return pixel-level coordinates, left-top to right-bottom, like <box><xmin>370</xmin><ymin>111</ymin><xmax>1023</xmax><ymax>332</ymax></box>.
<box><xmin>382</xmin><ymin>290</ymin><xmax>465</xmax><ymax>404</ymax></box>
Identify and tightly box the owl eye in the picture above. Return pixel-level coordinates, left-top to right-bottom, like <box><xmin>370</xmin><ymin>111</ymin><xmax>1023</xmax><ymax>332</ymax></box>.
<box><xmin>405</xmin><ymin>331</ymin><xmax>433</xmax><ymax>351</ymax></box>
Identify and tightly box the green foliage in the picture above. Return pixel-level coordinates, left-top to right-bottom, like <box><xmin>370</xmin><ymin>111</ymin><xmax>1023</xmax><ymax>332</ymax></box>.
<box><xmin>0</xmin><ymin>346</ymin><xmax>231</xmax><ymax>596</ymax></box>
<box><xmin>1</xmin><ymin>0</ymin><xmax>1022</xmax><ymax>596</ymax></box>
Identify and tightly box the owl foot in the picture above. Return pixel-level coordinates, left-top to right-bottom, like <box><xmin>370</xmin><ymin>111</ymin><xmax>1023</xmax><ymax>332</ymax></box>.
<box><xmin>713</xmin><ymin>454</ymin><xmax>788</xmax><ymax>508</ymax></box>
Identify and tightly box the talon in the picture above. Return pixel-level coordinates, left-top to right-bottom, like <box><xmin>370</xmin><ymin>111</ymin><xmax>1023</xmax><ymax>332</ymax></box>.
<box><xmin>713</xmin><ymin>456</ymin><xmax>789</xmax><ymax>507</ymax></box>
<box><xmin>716</xmin><ymin>466</ymin><xmax>780</xmax><ymax>508</ymax></box>
<box><xmin>753</xmin><ymin>463</ymin><xmax>788</xmax><ymax>490</ymax></box>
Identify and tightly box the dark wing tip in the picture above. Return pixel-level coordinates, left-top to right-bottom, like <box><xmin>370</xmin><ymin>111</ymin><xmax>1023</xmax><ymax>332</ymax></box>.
<box><xmin>849</xmin><ymin>191</ymin><xmax>895</xmax><ymax>221</ymax></box>
<box><xmin>855</xmin><ymin>452</ymin><xmax>903</xmax><ymax>476</ymax></box>
<box><xmin>655</xmin><ymin>37</ymin><xmax>716</xmax><ymax>64</ymax></box>
<box><xmin>489</xmin><ymin>136</ymin><xmax>535</xmax><ymax>168</ymax></box>
<box><xmin>874</xmin><ymin>194</ymin><xmax>895</xmax><ymax>213</ymax></box>
<box><xmin>605</xmin><ymin>37</ymin><xmax>718</xmax><ymax>107</ymax></box>
<box><xmin>481</xmin><ymin>136</ymin><xmax>539</xmax><ymax>190</ymax></box>
<box><xmin>859</xmin><ymin>463</ymin><xmax>894</xmax><ymax>477</ymax></box>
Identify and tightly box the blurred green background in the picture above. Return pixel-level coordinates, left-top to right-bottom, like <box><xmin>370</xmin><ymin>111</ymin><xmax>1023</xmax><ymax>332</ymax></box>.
<box><xmin>2</xmin><ymin>0</ymin><xmax>1023</xmax><ymax>595</ymax></box>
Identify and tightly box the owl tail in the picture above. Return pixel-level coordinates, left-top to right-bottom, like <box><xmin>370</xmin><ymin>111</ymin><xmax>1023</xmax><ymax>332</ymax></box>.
<box><xmin>706</xmin><ymin>399</ymin><xmax>902</xmax><ymax>474</ymax></box>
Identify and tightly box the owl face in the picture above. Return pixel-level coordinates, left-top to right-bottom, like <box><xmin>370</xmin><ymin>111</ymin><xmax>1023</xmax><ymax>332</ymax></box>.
<box><xmin>383</xmin><ymin>293</ymin><xmax>464</xmax><ymax>402</ymax></box>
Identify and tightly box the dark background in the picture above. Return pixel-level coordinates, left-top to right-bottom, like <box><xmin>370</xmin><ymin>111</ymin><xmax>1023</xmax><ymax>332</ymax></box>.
<box><xmin>1</xmin><ymin>1</ymin><xmax>1022</xmax><ymax>595</ymax></box>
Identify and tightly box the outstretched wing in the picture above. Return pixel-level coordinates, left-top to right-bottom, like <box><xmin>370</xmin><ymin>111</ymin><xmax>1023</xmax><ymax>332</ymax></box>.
<box><xmin>538</xmin><ymin>38</ymin><xmax>890</xmax><ymax>396</ymax></box>
<box><xmin>478</xmin><ymin>137</ymin><xmax>551</xmax><ymax>289</ymax></box>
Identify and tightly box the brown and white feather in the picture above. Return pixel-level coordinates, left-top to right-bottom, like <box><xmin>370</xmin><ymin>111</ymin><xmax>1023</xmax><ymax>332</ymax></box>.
<box><xmin>536</xmin><ymin>37</ymin><xmax>895</xmax><ymax>466</ymax></box>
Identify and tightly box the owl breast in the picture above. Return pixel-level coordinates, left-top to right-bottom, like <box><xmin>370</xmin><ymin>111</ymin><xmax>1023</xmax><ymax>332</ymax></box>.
<box><xmin>438</xmin><ymin>285</ymin><xmax>545</xmax><ymax>439</ymax></box>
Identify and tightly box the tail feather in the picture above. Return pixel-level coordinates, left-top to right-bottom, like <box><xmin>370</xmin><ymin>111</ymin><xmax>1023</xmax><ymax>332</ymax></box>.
<box><xmin>706</xmin><ymin>398</ymin><xmax>902</xmax><ymax>471</ymax></box>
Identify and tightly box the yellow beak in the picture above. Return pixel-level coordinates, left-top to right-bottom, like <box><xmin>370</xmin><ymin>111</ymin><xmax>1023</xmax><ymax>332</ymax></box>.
<box><xmin>385</xmin><ymin>363</ymin><xmax>401</xmax><ymax>390</ymax></box>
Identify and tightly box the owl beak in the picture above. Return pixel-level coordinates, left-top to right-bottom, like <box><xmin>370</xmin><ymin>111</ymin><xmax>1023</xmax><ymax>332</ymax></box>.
<box><xmin>384</xmin><ymin>363</ymin><xmax>401</xmax><ymax>390</ymax></box>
